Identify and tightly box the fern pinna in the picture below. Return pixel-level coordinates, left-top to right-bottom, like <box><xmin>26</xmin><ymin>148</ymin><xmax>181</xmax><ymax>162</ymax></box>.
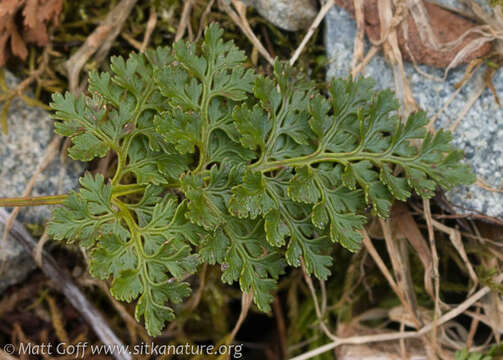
<box><xmin>46</xmin><ymin>24</ymin><xmax>475</xmax><ymax>336</ymax></box>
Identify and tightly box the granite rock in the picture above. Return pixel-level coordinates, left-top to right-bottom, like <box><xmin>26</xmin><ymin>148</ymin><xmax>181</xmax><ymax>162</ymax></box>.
<box><xmin>242</xmin><ymin>0</ymin><xmax>318</xmax><ymax>31</ymax></box>
<box><xmin>429</xmin><ymin>0</ymin><xmax>492</xmax><ymax>14</ymax></box>
<box><xmin>333</xmin><ymin>0</ymin><xmax>491</xmax><ymax>68</ymax></box>
<box><xmin>325</xmin><ymin>5</ymin><xmax>503</xmax><ymax>219</ymax></box>
<box><xmin>0</xmin><ymin>70</ymin><xmax>84</xmax><ymax>293</ymax></box>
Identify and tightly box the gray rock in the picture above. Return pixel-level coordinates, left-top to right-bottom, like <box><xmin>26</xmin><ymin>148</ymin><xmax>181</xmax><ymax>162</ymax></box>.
<box><xmin>325</xmin><ymin>5</ymin><xmax>503</xmax><ymax>219</ymax></box>
<box><xmin>0</xmin><ymin>70</ymin><xmax>84</xmax><ymax>292</ymax></box>
<box><xmin>242</xmin><ymin>0</ymin><xmax>318</xmax><ymax>31</ymax></box>
<box><xmin>430</xmin><ymin>0</ymin><xmax>492</xmax><ymax>14</ymax></box>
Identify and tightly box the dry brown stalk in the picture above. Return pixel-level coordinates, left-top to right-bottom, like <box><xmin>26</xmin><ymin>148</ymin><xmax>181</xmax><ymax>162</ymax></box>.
<box><xmin>65</xmin><ymin>0</ymin><xmax>138</xmax><ymax>94</ymax></box>
<box><xmin>228</xmin><ymin>291</ymin><xmax>253</xmax><ymax>343</ymax></box>
<box><xmin>290</xmin><ymin>271</ymin><xmax>503</xmax><ymax>360</ymax></box>
<box><xmin>218</xmin><ymin>0</ymin><xmax>274</xmax><ymax>65</ymax></box>
<box><xmin>393</xmin><ymin>202</ymin><xmax>434</xmax><ymax>298</ymax></box>
<box><xmin>195</xmin><ymin>0</ymin><xmax>216</xmax><ymax>42</ymax></box>
<box><xmin>380</xmin><ymin>218</ymin><xmax>422</xmax><ymax>328</ymax></box>
<box><xmin>290</xmin><ymin>0</ymin><xmax>336</xmax><ymax>66</ymax></box>
<box><xmin>175</xmin><ymin>0</ymin><xmax>194</xmax><ymax>42</ymax></box>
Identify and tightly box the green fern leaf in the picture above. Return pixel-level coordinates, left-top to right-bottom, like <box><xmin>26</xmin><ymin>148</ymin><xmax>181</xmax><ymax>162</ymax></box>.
<box><xmin>46</xmin><ymin>23</ymin><xmax>475</xmax><ymax>336</ymax></box>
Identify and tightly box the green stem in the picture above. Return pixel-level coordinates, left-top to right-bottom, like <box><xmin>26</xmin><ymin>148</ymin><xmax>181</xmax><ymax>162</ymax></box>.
<box><xmin>252</xmin><ymin>150</ymin><xmax>426</xmax><ymax>174</ymax></box>
<box><xmin>0</xmin><ymin>182</ymin><xmax>180</xmax><ymax>208</ymax></box>
<box><xmin>195</xmin><ymin>89</ymin><xmax>211</xmax><ymax>173</ymax></box>
<box><xmin>114</xmin><ymin>198</ymin><xmax>150</xmax><ymax>293</ymax></box>
<box><xmin>112</xmin><ymin>183</ymin><xmax>148</xmax><ymax>198</ymax></box>
<box><xmin>112</xmin><ymin>82</ymin><xmax>156</xmax><ymax>186</ymax></box>
<box><xmin>111</xmin><ymin>152</ymin><xmax>125</xmax><ymax>185</ymax></box>
<box><xmin>194</xmin><ymin>54</ymin><xmax>215</xmax><ymax>174</ymax></box>
<box><xmin>0</xmin><ymin>194</ymin><xmax>68</xmax><ymax>207</ymax></box>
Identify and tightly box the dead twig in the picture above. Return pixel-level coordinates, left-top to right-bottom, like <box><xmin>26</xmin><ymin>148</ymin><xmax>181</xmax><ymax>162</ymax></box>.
<box><xmin>46</xmin><ymin>295</ymin><xmax>70</xmax><ymax>344</ymax></box>
<box><xmin>448</xmin><ymin>73</ymin><xmax>486</xmax><ymax>132</ymax></box>
<box><xmin>219</xmin><ymin>0</ymin><xmax>274</xmax><ymax>65</ymax></box>
<box><xmin>175</xmin><ymin>0</ymin><xmax>193</xmax><ymax>41</ymax></box>
<box><xmin>429</xmin><ymin>218</ymin><xmax>478</xmax><ymax>289</ymax></box>
<box><xmin>273</xmin><ymin>297</ymin><xmax>288</xmax><ymax>358</ymax></box>
<box><xmin>228</xmin><ymin>291</ymin><xmax>253</xmax><ymax>343</ymax></box>
<box><xmin>290</xmin><ymin>272</ymin><xmax>503</xmax><ymax>360</ymax></box>
<box><xmin>361</xmin><ymin>229</ymin><xmax>417</xmax><ymax>320</ymax></box>
<box><xmin>140</xmin><ymin>8</ymin><xmax>157</xmax><ymax>53</ymax></box>
<box><xmin>34</xmin><ymin>229</ymin><xmax>50</xmax><ymax>267</ymax></box>
<box><xmin>188</xmin><ymin>263</ymin><xmax>207</xmax><ymax>311</ymax></box>
<box><xmin>65</xmin><ymin>0</ymin><xmax>138</xmax><ymax>94</ymax></box>
<box><xmin>380</xmin><ymin>218</ymin><xmax>422</xmax><ymax>328</ymax></box>
<box><xmin>300</xmin><ymin>259</ymin><xmax>338</xmax><ymax>342</ymax></box>
<box><xmin>121</xmin><ymin>32</ymin><xmax>142</xmax><ymax>51</ymax></box>
<box><xmin>290</xmin><ymin>0</ymin><xmax>335</xmax><ymax>66</ymax></box>
<box><xmin>351</xmin><ymin>45</ymin><xmax>379</xmax><ymax>77</ymax></box>
<box><xmin>465</xmin><ymin>306</ymin><xmax>481</xmax><ymax>349</ymax></box>
<box><xmin>423</xmin><ymin>198</ymin><xmax>442</xmax><ymax>354</ymax></box>
<box><xmin>351</xmin><ymin>0</ymin><xmax>365</xmax><ymax>73</ymax></box>
<box><xmin>195</xmin><ymin>0</ymin><xmax>216</xmax><ymax>42</ymax></box>
<box><xmin>393</xmin><ymin>202</ymin><xmax>434</xmax><ymax>299</ymax></box>
<box><xmin>426</xmin><ymin>60</ymin><xmax>481</xmax><ymax>132</ymax></box>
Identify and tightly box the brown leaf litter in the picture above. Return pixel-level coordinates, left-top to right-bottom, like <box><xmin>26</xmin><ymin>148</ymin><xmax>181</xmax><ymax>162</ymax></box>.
<box><xmin>335</xmin><ymin>0</ymin><xmax>491</xmax><ymax>68</ymax></box>
<box><xmin>0</xmin><ymin>0</ymin><xmax>63</xmax><ymax>66</ymax></box>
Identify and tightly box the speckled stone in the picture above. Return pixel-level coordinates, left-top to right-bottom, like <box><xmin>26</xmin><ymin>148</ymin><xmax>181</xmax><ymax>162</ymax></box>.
<box><xmin>325</xmin><ymin>5</ymin><xmax>503</xmax><ymax>219</ymax></box>
<box><xmin>431</xmin><ymin>0</ymin><xmax>492</xmax><ymax>14</ymax></box>
<box><xmin>0</xmin><ymin>70</ymin><xmax>84</xmax><ymax>292</ymax></box>
<box><xmin>241</xmin><ymin>0</ymin><xmax>318</xmax><ymax>31</ymax></box>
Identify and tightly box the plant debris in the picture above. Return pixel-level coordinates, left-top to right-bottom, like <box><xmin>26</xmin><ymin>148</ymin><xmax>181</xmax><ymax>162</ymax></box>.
<box><xmin>0</xmin><ymin>0</ymin><xmax>63</xmax><ymax>66</ymax></box>
<box><xmin>335</xmin><ymin>0</ymin><xmax>492</xmax><ymax>68</ymax></box>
